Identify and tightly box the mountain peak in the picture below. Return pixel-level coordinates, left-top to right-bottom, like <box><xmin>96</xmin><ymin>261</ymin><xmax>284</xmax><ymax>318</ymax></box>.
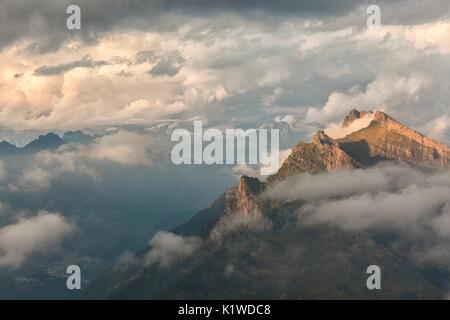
<box><xmin>338</xmin><ymin>111</ymin><xmax>450</xmax><ymax>167</ymax></box>
<box><xmin>227</xmin><ymin>176</ymin><xmax>264</xmax><ymax>216</ymax></box>
<box><xmin>342</xmin><ymin>109</ymin><xmax>372</xmax><ymax>128</ymax></box>
<box><xmin>267</xmin><ymin>130</ymin><xmax>360</xmax><ymax>183</ymax></box>
<box><xmin>23</xmin><ymin>132</ymin><xmax>65</xmax><ymax>152</ymax></box>
<box><xmin>312</xmin><ymin>130</ymin><xmax>338</xmax><ymax>146</ymax></box>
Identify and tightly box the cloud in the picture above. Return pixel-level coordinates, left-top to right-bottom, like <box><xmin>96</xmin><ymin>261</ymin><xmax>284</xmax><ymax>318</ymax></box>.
<box><xmin>305</xmin><ymin>73</ymin><xmax>431</xmax><ymax>124</ymax></box>
<box><xmin>325</xmin><ymin>112</ymin><xmax>374</xmax><ymax>139</ymax></box>
<box><xmin>0</xmin><ymin>2</ymin><xmax>448</xmax><ymax>144</ymax></box>
<box><xmin>144</xmin><ymin>231</ymin><xmax>202</xmax><ymax>267</ymax></box>
<box><xmin>232</xmin><ymin>148</ymin><xmax>292</xmax><ymax>180</ymax></box>
<box><xmin>209</xmin><ymin>212</ymin><xmax>272</xmax><ymax>242</ymax></box>
<box><xmin>265</xmin><ymin>163</ymin><xmax>450</xmax><ymax>230</ymax></box>
<box><xmin>265</xmin><ymin>165</ymin><xmax>393</xmax><ymax>201</ymax></box>
<box><xmin>305</xmin><ymin>184</ymin><xmax>449</xmax><ymax>231</ymax></box>
<box><xmin>422</xmin><ymin>115</ymin><xmax>450</xmax><ymax>142</ymax></box>
<box><xmin>0</xmin><ymin>0</ymin><xmax>383</xmax><ymax>51</ymax></box>
<box><xmin>87</xmin><ymin>131</ymin><xmax>154</xmax><ymax>166</ymax></box>
<box><xmin>431</xmin><ymin>204</ymin><xmax>450</xmax><ymax>238</ymax></box>
<box><xmin>17</xmin><ymin>131</ymin><xmax>155</xmax><ymax>190</ymax></box>
<box><xmin>148</xmin><ymin>52</ymin><xmax>185</xmax><ymax>77</ymax></box>
<box><xmin>18</xmin><ymin>145</ymin><xmax>98</xmax><ymax>189</ymax></box>
<box><xmin>0</xmin><ymin>161</ymin><xmax>6</xmax><ymax>181</ymax></box>
<box><xmin>0</xmin><ymin>211</ymin><xmax>73</xmax><ymax>269</ymax></box>
<box><xmin>33</xmin><ymin>55</ymin><xmax>108</xmax><ymax>76</ymax></box>
<box><xmin>265</xmin><ymin>163</ymin><xmax>450</xmax><ymax>264</ymax></box>
<box><xmin>264</xmin><ymin>163</ymin><xmax>450</xmax><ymax>232</ymax></box>
<box><xmin>1</xmin><ymin>0</ymin><xmax>450</xmax><ymax>53</ymax></box>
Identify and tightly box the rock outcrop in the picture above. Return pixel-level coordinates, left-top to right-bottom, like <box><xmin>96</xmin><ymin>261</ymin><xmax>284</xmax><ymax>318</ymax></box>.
<box><xmin>224</xmin><ymin>176</ymin><xmax>264</xmax><ymax>216</ymax></box>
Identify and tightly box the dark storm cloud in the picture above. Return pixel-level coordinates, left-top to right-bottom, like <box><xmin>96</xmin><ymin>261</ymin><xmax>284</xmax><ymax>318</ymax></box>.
<box><xmin>1</xmin><ymin>0</ymin><xmax>449</xmax><ymax>53</ymax></box>
<box><xmin>33</xmin><ymin>55</ymin><xmax>107</xmax><ymax>76</ymax></box>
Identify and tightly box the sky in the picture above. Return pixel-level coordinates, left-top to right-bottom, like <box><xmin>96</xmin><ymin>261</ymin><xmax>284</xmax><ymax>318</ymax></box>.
<box><xmin>0</xmin><ymin>0</ymin><xmax>449</xmax><ymax>143</ymax></box>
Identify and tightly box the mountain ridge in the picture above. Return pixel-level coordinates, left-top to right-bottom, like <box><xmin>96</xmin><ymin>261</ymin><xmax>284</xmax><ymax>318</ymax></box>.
<box><xmin>85</xmin><ymin>109</ymin><xmax>450</xmax><ymax>299</ymax></box>
<box><xmin>338</xmin><ymin>110</ymin><xmax>450</xmax><ymax>167</ymax></box>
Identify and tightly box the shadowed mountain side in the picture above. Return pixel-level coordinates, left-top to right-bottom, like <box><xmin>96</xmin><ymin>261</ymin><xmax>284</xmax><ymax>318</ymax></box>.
<box><xmin>86</xmin><ymin>221</ymin><xmax>442</xmax><ymax>299</ymax></box>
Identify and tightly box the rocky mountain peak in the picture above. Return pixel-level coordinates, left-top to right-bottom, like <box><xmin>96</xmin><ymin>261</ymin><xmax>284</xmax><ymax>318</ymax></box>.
<box><xmin>312</xmin><ymin>130</ymin><xmax>338</xmax><ymax>146</ymax></box>
<box><xmin>338</xmin><ymin>110</ymin><xmax>450</xmax><ymax>167</ymax></box>
<box><xmin>267</xmin><ymin>130</ymin><xmax>360</xmax><ymax>184</ymax></box>
<box><xmin>342</xmin><ymin>109</ymin><xmax>372</xmax><ymax>127</ymax></box>
<box><xmin>227</xmin><ymin>176</ymin><xmax>264</xmax><ymax>216</ymax></box>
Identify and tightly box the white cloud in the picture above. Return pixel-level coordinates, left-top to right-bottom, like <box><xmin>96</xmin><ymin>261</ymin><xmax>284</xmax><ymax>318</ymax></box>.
<box><xmin>306</xmin><ymin>73</ymin><xmax>431</xmax><ymax>124</ymax></box>
<box><xmin>17</xmin><ymin>130</ymin><xmax>155</xmax><ymax>190</ymax></box>
<box><xmin>262</xmin><ymin>163</ymin><xmax>450</xmax><ymax>264</ymax></box>
<box><xmin>325</xmin><ymin>112</ymin><xmax>374</xmax><ymax>139</ymax></box>
<box><xmin>88</xmin><ymin>131</ymin><xmax>154</xmax><ymax>166</ymax></box>
<box><xmin>306</xmin><ymin>185</ymin><xmax>449</xmax><ymax>231</ymax></box>
<box><xmin>265</xmin><ymin>163</ymin><xmax>450</xmax><ymax>234</ymax></box>
<box><xmin>0</xmin><ymin>212</ymin><xmax>74</xmax><ymax>269</ymax></box>
<box><xmin>144</xmin><ymin>231</ymin><xmax>202</xmax><ymax>267</ymax></box>
<box><xmin>422</xmin><ymin>115</ymin><xmax>450</xmax><ymax>142</ymax></box>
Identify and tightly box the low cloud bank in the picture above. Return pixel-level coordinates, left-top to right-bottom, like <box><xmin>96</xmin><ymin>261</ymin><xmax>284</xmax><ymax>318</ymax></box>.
<box><xmin>0</xmin><ymin>212</ymin><xmax>74</xmax><ymax>269</ymax></box>
<box><xmin>17</xmin><ymin>130</ymin><xmax>155</xmax><ymax>190</ymax></box>
<box><xmin>144</xmin><ymin>231</ymin><xmax>202</xmax><ymax>267</ymax></box>
<box><xmin>264</xmin><ymin>163</ymin><xmax>450</xmax><ymax>264</ymax></box>
<box><xmin>262</xmin><ymin>163</ymin><xmax>438</xmax><ymax>202</ymax></box>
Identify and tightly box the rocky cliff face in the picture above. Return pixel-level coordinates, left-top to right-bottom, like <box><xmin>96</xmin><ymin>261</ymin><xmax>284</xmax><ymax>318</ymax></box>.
<box><xmin>225</xmin><ymin>176</ymin><xmax>264</xmax><ymax>216</ymax></box>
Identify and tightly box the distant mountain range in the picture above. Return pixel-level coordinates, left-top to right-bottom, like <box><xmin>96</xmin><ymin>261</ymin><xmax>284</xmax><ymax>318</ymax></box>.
<box><xmin>86</xmin><ymin>110</ymin><xmax>450</xmax><ymax>299</ymax></box>
<box><xmin>0</xmin><ymin>131</ymin><xmax>94</xmax><ymax>155</ymax></box>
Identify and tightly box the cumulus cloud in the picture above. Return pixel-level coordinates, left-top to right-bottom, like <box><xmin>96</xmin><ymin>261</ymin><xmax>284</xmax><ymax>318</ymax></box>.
<box><xmin>306</xmin><ymin>73</ymin><xmax>431</xmax><ymax>124</ymax></box>
<box><xmin>0</xmin><ymin>212</ymin><xmax>74</xmax><ymax>269</ymax></box>
<box><xmin>0</xmin><ymin>13</ymin><xmax>449</xmax><ymax>135</ymax></box>
<box><xmin>144</xmin><ymin>231</ymin><xmax>202</xmax><ymax>267</ymax></box>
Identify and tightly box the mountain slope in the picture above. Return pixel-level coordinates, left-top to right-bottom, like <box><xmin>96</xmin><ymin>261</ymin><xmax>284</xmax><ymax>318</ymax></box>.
<box><xmin>86</xmin><ymin>110</ymin><xmax>450</xmax><ymax>300</ymax></box>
